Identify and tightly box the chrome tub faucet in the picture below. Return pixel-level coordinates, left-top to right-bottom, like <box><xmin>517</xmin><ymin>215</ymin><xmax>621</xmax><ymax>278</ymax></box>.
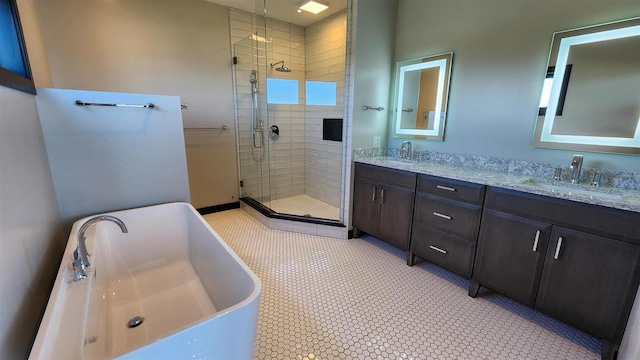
<box><xmin>73</xmin><ymin>215</ymin><xmax>128</xmax><ymax>281</ymax></box>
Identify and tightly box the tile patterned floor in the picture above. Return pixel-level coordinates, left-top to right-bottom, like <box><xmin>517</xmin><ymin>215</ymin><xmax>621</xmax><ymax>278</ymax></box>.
<box><xmin>203</xmin><ymin>209</ymin><xmax>601</xmax><ymax>360</ymax></box>
<box><xmin>268</xmin><ymin>194</ymin><xmax>341</xmax><ymax>221</ymax></box>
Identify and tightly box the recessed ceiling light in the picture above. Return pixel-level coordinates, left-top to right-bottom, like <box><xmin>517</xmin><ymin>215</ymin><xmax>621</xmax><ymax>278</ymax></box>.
<box><xmin>298</xmin><ymin>0</ymin><xmax>329</xmax><ymax>15</ymax></box>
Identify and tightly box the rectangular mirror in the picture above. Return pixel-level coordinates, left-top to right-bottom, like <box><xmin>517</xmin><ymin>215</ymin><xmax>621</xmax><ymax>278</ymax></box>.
<box><xmin>391</xmin><ymin>52</ymin><xmax>453</xmax><ymax>141</ymax></box>
<box><xmin>533</xmin><ymin>17</ymin><xmax>640</xmax><ymax>154</ymax></box>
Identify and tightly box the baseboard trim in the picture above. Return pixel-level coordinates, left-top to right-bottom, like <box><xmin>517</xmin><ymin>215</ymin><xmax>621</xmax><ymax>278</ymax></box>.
<box><xmin>197</xmin><ymin>202</ymin><xmax>240</xmax><ymax>215</ymax></box>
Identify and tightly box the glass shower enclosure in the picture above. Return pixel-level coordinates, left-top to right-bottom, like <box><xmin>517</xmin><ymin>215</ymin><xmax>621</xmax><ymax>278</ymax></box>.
<box><xmin>232</xmin><ymin>5</ymin><xmax>347</xmax><ymax>224</ymax></box>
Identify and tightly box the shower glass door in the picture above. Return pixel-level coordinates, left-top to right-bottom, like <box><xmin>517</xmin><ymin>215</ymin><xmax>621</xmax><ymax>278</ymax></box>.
<box><xmin>234</xmin><ymin>35</ymin><xmax>270</xmax><ymax>205</ymax></box>
<box><xmin>232</xmin><ymin>2</ymin><xmax>348</xmax><ymax>223</ymax></box>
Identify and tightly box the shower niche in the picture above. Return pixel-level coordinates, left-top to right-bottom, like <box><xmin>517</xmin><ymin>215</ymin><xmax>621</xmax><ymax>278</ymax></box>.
<box><xmin>231</xmin><ymin>7</ymin><xmax>348</xmax><ymax>224</ymax></box>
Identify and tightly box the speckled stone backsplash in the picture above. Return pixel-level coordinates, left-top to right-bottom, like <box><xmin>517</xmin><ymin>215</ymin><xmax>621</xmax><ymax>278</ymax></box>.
<box><xmin>353</xmin><ymin>147</ymin><xmax>640</xmax><ymax>191</ymax></box>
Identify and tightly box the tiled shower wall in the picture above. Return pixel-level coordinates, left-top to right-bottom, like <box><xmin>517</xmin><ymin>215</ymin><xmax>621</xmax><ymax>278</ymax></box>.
<box><xmin>266</xmin><ymin>20</ymin><xmax>307</xmax><ymax>202</ymax></box>
<box><xmin>229</xmin><ymin>8</ymin><xmax>346</xmax><ymax>209</ymax></box>
<box><xmin>304</xmin><ymin>13</ymin><xmax>347</xmax><ymax>208</ymax></box>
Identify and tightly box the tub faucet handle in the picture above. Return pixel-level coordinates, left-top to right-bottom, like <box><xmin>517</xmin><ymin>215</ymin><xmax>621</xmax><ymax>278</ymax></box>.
<box><xmin>72</xmin><ymin>251</ymin><xmax>88</xmax><ymax>281</ymax></box>
<box><xmin>591</xmin><ymin>171</ymin><xmax>602</xmax><ymax>187</ymax></box>
<box><xmin>553</xmin><ymin>167</ymin><xmax>563</xmax><ymax>181</ymax></box>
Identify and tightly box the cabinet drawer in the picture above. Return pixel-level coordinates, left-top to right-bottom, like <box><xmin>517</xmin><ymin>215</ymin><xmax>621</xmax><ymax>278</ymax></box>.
<box><xmin>411</xmin><ymin>223</ymin><xmax>476</xmax><ymax>278</ymax></box>
<box><xmin>355</xmin><ymin>163</ymin><xmax>416</xmax><ymax>190</ymax></box>
<box><xmin>417</xmin><ymin>174</ymin><xmax>485</xmax><ymax>205</ymax></box>
<box><xmin>414</xmin><ymin>193</ymin><xmax>482</xmax><ymax>241</ymax></box>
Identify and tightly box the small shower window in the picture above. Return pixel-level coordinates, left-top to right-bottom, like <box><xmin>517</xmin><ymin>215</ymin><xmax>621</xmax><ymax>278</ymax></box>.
<box><xmin>266</xmin><ymin>78</ymin><xmax>299</xmax><ymax>104</ymax></box>
<box><xmin>306</xmin><ymin>81</ymin><xmax>336</xmax><ymax>106</ymax></box>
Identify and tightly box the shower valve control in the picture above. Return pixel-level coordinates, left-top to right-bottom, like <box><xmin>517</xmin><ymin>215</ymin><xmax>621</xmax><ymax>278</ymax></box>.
<box><xmin>270</xmin><ymin>125</ymin><xmax>280</xmax><ymax>141</ymax></box>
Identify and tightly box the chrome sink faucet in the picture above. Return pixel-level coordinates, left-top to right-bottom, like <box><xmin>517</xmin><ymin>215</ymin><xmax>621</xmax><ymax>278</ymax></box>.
<box><xmin>73</xmin><ymin>215</ymin><xmax>128</xmax><ymax>281</ymax></box>
<box><xmin>401</xmin><ymin>141</ymin><xmax>412</xmax><ymax>160</ymax></box>
<box><xmin>569</xmin><ymin>155</ymin><xmax>583</xmax><ymax>184</ymax></box>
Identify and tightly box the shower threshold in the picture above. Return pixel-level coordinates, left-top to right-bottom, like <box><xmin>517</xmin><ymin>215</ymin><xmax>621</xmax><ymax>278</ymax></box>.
<box><xmin>240</xmin><ymin>197</ymin><xmax>345</xmax><ymax>228</ymax></box>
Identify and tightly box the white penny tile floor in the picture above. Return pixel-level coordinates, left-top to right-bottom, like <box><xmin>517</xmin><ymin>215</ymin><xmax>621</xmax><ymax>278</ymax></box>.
<box><xmin>203</xmin><ymin>209</ymin><xmax>600</xmax><ymax>360</ymax></box>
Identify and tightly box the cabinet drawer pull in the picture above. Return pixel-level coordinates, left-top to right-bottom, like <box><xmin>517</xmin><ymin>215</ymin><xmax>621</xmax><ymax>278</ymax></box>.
<box><xmin>381</xmin><ymin>188</ymin><xmax>385</xmax><ymax>204</ymax></box>
<box><xmin>372</xmin><ymin>186</ymin><xmax>376</xmax><ymax>202</ymax></box>
<box><xmin>433</xmin><ymin>212</ymin><xmax>452</xmax><ymax>220</ymax></box>
<box><xmin>554</xmin><ymin>237</ymin><xmax>563</xmax><ymax>260</ymax></box>
<box><xmin>436</xmin><ymin>185</ymin><xmax>456</xmax><ymax>192</ymax></box>
<box><xmin>532</xmin><ymin>230</ymin><xmax>541</xmax><ymax>252</ymax></box>
<box><xmin>430</xmin><ymin>245</ymin><xmax>448</xmax><ymax>254</ymax></box>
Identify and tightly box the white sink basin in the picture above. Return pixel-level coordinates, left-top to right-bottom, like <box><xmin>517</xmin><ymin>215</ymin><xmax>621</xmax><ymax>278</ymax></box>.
<box><xmin>524</xmin><ymin>180</ymin><xmax>623</xmax><ymax>200</ymax></box>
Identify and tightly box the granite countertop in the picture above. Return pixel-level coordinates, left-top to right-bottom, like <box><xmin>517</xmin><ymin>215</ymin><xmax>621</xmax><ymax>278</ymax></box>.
<box><xmin>356</xmin><ymin>157</ymin><xmax>640</xmax><ymax>214</ymax></box>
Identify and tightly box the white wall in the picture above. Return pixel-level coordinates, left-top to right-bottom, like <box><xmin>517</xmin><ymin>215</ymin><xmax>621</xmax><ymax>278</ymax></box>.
<box><xmin>36</xmin><ymin>88</ymin><xmax>191</xmax><ymax>229</ymax></box>
<box><xmin>351</xmin><ymin>0</ymin><xmax>398</xmax><ymax>149</ymax></box>
<box><xmin>0</xmin><ymin>2</ymin><xmax>63</xmax><ymax>358</ymax></box>
<box><xmin>390</xmin><ymin>0</ymin><xmax>640</xmax><ymax>171</ymax></box>
<box><xmin>16</xmin><ymin>0</ymin><xmax>52</xmax><ymax>88</ymax></box>
<box><xmin>0</xmin><ymin>86</ymin><xmax>63</xmax><ymax>359</ymax></box>
<box><xmin>34</xmin><ymin>0</ymin><xmax>239</xmax><ymax>208</ymax></box>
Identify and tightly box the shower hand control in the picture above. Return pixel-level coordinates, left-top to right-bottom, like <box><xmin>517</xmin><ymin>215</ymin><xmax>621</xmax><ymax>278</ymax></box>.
<box><xmin>270</xmin><ymin>125</ymin><xmax>279</xmax><ymax>141</ymax></box>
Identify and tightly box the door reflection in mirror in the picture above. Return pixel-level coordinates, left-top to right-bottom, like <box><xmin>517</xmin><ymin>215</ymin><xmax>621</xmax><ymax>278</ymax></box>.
<box><xmin>533</xmin><ymin>17</ymin><xmax>640</xmax><ymax>154</ymax></box>
<box><xmin>538</xmin><ymin>65</ymin><xmax>572</xmax><ymax>116</ymax></box>
<box><xmin>391</xmin><ymin>52</ymin><xmax>453</xmax><ymax>141</ymax></box>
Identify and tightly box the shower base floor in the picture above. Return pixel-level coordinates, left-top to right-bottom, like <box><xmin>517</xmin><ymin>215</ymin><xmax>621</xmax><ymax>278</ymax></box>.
<box><xmin>267</xmin><ymin>194</ymin><xmax>340</xmax><ymax>221</ymax></box>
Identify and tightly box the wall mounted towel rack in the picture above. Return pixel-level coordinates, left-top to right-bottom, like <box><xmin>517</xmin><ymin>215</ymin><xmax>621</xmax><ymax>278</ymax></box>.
<box><xmin>362</xmin><ymin>105</ymin><xmax>385</xmax><ymax>111</ymax></box>
<box><xmin>184</xmin><ymin>125</ymin><xmax>229</xmax><ymax>131</ymax></box>
<box><xmin>75</xmin><ymin>99</ymin><xmax>156</xmax><ymax>109</ymax></box>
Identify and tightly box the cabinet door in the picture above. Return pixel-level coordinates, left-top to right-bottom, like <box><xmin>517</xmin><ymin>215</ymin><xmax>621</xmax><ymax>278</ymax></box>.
<box><xmin>536</xmin><ymin>226</ymin><xmax>640</xmax><ymax>341</ymax></box>
<box><xmin>352</xmin><ymin>176</ymin><xmax>380</xmax><ymax>236</ymax></box>
<box><xmin>473</xmin><ymin>209</ymin><xmax>551</xmax><ymax>306</ymax></box>
<box><xmin>378</xmin><ymin>183</ymin><xmax>415</xmax><ymax>250</ymax></box>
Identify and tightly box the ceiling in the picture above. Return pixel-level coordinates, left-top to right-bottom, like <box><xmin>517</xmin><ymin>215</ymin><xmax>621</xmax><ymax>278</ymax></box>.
<box><xmin>205</xmin><ymin>0</ymin><xmax>348</xmax><ymax>27</ymax></box>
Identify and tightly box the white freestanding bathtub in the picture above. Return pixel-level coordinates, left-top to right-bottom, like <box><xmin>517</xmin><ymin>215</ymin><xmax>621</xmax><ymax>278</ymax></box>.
<box><xmin>30</xmin><ymin>202</ymin><xmax>261</xmax><ymax>359</ymax></box>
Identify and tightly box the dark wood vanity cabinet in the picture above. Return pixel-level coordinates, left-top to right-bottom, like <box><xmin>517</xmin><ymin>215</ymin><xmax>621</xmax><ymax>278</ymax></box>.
<box><xmin>352</xmin><ymin>163</ymin><xmax>640</xmax><ymax>359</ymax></box>
<box><xmin>408</xmin><ymin>174</ymin><xmax>485</xmax><ymax>277</ymax></box>
<box><xmin>352</xmin><ymin>163</ymin><xmax>416</xmax><ymax>250</ymax></box>
<box><xmin>537</xmin><ymin>226</ymin><xmax>640</xmax><ymax>343</ymax></box>
<box><xmin>471</xmin><ymin>187</ymin><xmax>640</xmax><ymax>358</ymax></box>
<box><xmin>472</xmin><ymin>209</ymin><xmax>552</xmax><ymax>306</ymax></box>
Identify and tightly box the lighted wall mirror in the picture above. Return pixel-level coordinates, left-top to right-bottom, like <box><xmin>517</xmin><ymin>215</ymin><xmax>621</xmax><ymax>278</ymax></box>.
<box><xmin>390</xmin><ymin>52</ymin><xmax>453</xmax><ymax>141</ymax></box>
<box><xmin>533</xmin><ymin>17</ymin><xmax>640</xmax><ymax>154</ymax></box>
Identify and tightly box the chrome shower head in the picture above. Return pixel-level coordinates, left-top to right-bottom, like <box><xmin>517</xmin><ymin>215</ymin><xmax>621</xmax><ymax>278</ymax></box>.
<box><xmin>270</xmin><ymin>60</ymin><xmax>291</xmax><ymax>73</ymax></box>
